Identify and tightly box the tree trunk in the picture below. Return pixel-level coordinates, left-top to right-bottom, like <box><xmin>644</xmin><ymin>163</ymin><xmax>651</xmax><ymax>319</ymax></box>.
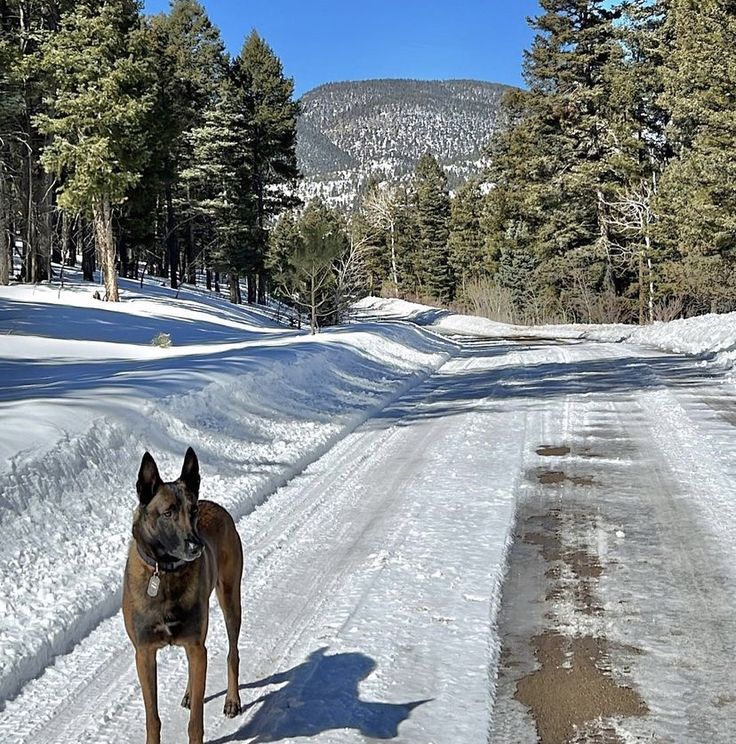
<box><xmin>37</xmin><ymin>170</ymin><xmax>53</xmax><ymax>281</ymax></box>
<box><xmin>186</xmin><ymin>219</ymin><xmax>196</xmax><ymax>284</ymax></box>
<box><xmin>23</xmin><ymin>145</ymin><xmax>34</xmax><ymax>282</ymax></box>
<box><xmin>310</xmin><ymin>274</ymin><xmax>317</xmax><ymax>335</ymax></box>
<box><xmin>247</xmin><ymin>273</ymin><xmax>256</xmax><ymax>304</ymax></box>
<box><xmin>229</xmin><ymin>274</ymin><xmax>241</xmax><ymax>304</ymax></box>
<box><xmin>93</xmin><ymin>195</ymin><xmax>119</xmax><ymax>301</ymax></box>
<box><xmin>257</xmin><ymin>272</ymin><xmax>267</xmax><ymax>304</ymax></box>
<box><xmin>119</xmin><ymin>229</ymin><xmax>129</xmax><ymax>278</ymax></box>
<box><xmin>60</xmin><ymin>211</ymin><xmax>71</xmax><ymax>277</ymax></box>
<box><xmin>389</xmin><ymin>220</ymin><xmax>398</xmax><ymax>292</ymax></box>
<box><xmin>81</xmin><ymin>218</ymin><xmax>95</xmax><ymax>281</ymax></box>
<box><xmin>0</xmin><ymin>166</ymin><xmax>9</xmax><ymax>285</ymax></box>
<box><xmin>166</xmin><ymin>185</ymin><xmax>178</xmax><ymax>289</ymax></box>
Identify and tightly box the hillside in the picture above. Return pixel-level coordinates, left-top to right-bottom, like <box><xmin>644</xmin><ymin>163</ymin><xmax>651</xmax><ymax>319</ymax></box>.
<box><xmin>296</xmin><ymin>78</ymin><xmax>511</xmax><ymax>208</ymax></box>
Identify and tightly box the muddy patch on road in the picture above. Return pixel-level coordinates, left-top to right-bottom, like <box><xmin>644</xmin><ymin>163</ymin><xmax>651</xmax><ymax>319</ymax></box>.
<box><xmin>515</xmin><ymin>632</ymin><xmax>647</xmax><ymax>744</ymax></box>
<box><xmin>536</xmin><ymin>470</ymin><xmax>596</xmax><ymax>487</ymax></box>
<box><xmin>537</xmin><ymin>445</ymin><xmax>572</xmax><ymax>457</ymax></box>
<box><xmin>498</xmin><ymin>502</ymin><xmax>648</xmax><ymax>743</ymax></box>
<box><xmin>535</xmin><ymin>444</ymin><xmax>602</xmax><ymax>460</ymax></box>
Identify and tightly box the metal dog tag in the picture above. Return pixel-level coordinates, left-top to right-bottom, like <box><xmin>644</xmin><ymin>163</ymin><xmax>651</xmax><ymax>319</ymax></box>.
<box><xmin>147</xmin><ymin>573</ymin><xmax>161</xmax><ymax>598</ymax></box>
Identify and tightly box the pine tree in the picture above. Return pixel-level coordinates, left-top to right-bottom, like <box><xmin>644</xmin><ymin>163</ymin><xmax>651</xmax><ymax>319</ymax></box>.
<box><xmin>234</xmin><ymin>30</ymin><xmax>300</xmax><ymax>302</ymax></box>
<box><xmin>281</xmin><ymin>199</ymin><xmax>348</xmax><ymax>333</ymax></box>
<box><xmin>2</xmin><ymin>0</ymin><xmax>77</xmax><ymax>284</ymax></box>
<box><xmin>145</xmin><ymin>0</ymin><xmax>226</xmax><ymax>287</ymax></box>
<box><xmin>394</xmin><ymin>185</ymin><xmax>423</xmax><ymax>296</ymax></box>
<box><xmin>36</xmin><ymin>0</ymin><xmax>151</xmax><ymax>302</ymax></box>
<box><xmin>0</xmin><ymin>13</ymin><xmax>20</xmax><ymax>284</ymax></box>
<box><xmin>180</xmin><ymin>78</ymin><xmax>256</xmax><ymax>303</ymax></box>
<box><xmin>604</xmin><ymin>0</ymin><xmax>672</xmax><ymax>322</ymax></box>
<box><xmin>414</xmin><ymin>151</ymin><xmax>452</xmax><ymax>301</ymax></box>
<box><xmin>655</xmin><ymin>0</ymin><xmax>736</xmax><ymax>312</ymax></box>
<box><xmin>267</xmin><ymin>211</ymin><xmax>302</xmax><ymax>287</ymax></box>
<box><xmin>486</xmin><ymin>0</ymin><xmax>625</xmax><ymax>318</ymax></box>
<box><xmin>448</xmin><ymin>180</ymin><xmax>485</xmax><ymax>297</ymax></box>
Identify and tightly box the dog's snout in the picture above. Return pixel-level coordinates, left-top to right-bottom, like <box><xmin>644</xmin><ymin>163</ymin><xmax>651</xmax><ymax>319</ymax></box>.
<box><xmin>186</xmin><ymin>538</ymin><xmax>203</xmax><ymax>556</ymax></box>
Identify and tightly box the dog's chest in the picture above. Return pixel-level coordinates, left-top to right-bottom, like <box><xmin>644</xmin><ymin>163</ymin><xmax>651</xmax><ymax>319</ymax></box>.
<box><xmin>135</xmin><ymin>586</ymin><xmax>202</xmax><ymax>645</ymax></box>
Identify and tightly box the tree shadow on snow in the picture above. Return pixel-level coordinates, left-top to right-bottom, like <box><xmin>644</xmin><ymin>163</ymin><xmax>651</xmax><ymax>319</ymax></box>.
<box><xmin>206</xmin><ymin>647</ymin><xmax>430</xmax><ymax>743</ymax></box>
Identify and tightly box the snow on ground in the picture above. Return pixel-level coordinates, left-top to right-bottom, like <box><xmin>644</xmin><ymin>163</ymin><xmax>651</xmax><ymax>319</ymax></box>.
<box><xmin>0</xmin><ymin>273</ymin><xmax>451</xmax><ymax>708</ymax></box>
<box><xmin>356</xmin><ymin>296</ymin><xmax>736</xmax><ymax>367</ymax></box>
<box><xmin>3</xmin><ymin>281</ymin><xmax>736</xmax><ymax>743</ymax></box>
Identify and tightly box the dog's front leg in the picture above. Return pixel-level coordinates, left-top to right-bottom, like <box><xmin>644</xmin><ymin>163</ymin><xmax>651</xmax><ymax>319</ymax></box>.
<box><xmin>185</xmin><ymin>642</ymin><xmax>208</xmax><ymax>744</ymax></box>
<box><xmin>135</xmin><ymin>646</ymin><xmax>161</xmax><ymax>744</ymax></box>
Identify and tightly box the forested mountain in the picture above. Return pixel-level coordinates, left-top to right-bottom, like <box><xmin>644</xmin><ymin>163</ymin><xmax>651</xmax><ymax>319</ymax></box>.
<box><xmin>296</xmin><ymin>79</ymin><xmax>510</xmax><ymax>207</ymax></box>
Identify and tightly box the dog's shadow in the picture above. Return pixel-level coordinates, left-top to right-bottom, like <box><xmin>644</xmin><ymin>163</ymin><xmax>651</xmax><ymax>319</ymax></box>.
<box><xmin>206</xmin><ymin>647</ymin><xmax>430</xmax><ymax>743</ymax></box>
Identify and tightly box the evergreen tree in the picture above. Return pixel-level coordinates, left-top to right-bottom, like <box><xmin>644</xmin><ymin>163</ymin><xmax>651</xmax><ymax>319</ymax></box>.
<box><xmin>145</xmin><ymin>0</ymin><xmax>226</xmax><ymax>287</ymax></box>
<box><xmin>36</xmin><ymin>0</ymin><xmax>151</xmax><ymax>302</ymax></box>
<box><xmin>655</xmin><ymin>0</ymin><xmax>736</xmax><ymax>312</ymax></box>
<box><xmin>414</xmin><ymin>151</ymin><xmax>452</xmax><ymax>301</ymax></box>
<box><xmin>0</xmin><ymin>12</ymin><xmax>20</xmax><ymax>284</ymax></box>
<box><xmin>486</xmin><ymin>0</ymin><xmax>625</xmax><ymax>318</ymax></box>
<box><xmin>393</xmin><ymin>185</ymin><xmax>423</xmax><ymax>296</ymax></box>
<box><xmin>604</xmin><ymin>0</ymin><xmax>672</xmax><ymax>322</ymax></box>
<box><xmin>235</xmin><ymin>30</ymin><xmax>300</xmax><ymax>302</ymax></box>
<box><xmin>1</xmin><ymin>0</ymin><xmax>76</xmax><ymax>284</ymax></box>
<box><xmin>448</xmin><ymin>180</ymin><xmax>484</xmax><ymax>297</ymax></box>
<box><xmin>278</xmin><ymin>199</ymin><xmax>348</xmax><ymax>333</ymax></box>
<box><xmin>266</xmin><ymin>211</ymin><xmax>303</xmax><ymax>287</ymax></box>
<box><xmin>180</xmin><ymin>78</ymin><xmax>255</xmax><ymax>303</ymax></box>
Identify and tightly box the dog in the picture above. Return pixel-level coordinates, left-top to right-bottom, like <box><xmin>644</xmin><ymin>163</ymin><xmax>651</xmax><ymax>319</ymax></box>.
<box><xmin>123</xmin><ymin>447</ymin><xmax>243</xmax><ymax>744</ymax></box>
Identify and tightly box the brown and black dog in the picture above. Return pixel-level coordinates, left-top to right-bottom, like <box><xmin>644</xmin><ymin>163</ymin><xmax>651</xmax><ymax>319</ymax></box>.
<box><xmin>123</xmin><ymin>447</ymin><xmax>243</xmax><ymax>744</ymax></box>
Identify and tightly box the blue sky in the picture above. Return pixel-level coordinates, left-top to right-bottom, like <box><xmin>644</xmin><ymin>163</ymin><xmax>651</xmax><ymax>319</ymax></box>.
<box><xmin>142</xmin><ymin>1</ymin><xmax>541</xmax><ymax>97</ymax></box>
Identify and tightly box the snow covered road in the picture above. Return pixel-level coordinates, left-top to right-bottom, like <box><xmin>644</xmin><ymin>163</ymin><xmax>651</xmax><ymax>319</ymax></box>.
<box><xmin>3</xmin><ymin>323</ymin><xmax>736</xmax><ymax>743</ymax></box>
<box><xmin>0</xmin><ymin>336</ymin><xmax>537</xmax><ymax>743</ymax></box>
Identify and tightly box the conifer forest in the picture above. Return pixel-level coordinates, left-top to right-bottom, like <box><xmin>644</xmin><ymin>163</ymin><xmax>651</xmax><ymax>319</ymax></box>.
<box><xmin>1</xmin><ymin>0</ymin><xmax>735</xmax><ymax>327</ymax></box>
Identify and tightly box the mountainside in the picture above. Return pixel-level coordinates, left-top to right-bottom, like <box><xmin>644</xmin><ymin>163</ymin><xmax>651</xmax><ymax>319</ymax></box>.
<box><xmin>296</xmin><ymin>79</ymin><xmax>511</xmax><ymax>208</ymax></box>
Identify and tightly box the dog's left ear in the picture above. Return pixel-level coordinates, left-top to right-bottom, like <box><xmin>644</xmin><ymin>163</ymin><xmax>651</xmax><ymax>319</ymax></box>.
<box><xmin>180</xmin><ymin>447</ymin><xmax>200</xmax><ymax>497</ymax></box>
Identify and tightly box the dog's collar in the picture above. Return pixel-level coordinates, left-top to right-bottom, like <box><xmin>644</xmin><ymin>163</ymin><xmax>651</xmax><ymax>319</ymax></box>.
<box><xmin>136</xmin><ymin>543</ymin><xmax>188</xmax><ymax>573</ymax></box>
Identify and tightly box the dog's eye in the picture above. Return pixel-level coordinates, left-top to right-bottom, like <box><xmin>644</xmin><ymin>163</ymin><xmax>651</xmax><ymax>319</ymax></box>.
<box><xmin>162</xmin><ymin>509</ymin><xmax>173</xmax><ymax>518</ymax></box>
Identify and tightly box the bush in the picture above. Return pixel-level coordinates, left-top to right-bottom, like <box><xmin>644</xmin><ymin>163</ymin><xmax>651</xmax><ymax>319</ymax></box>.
<box><xmin>151</xmin><ymin>332</ymin><xmax>172</xmax><ymax>348</ymax></box>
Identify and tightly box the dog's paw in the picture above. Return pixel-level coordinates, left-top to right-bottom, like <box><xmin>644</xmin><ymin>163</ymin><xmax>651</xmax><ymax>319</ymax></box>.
<box><xmin>181</xmin><ymin>692</ymin><xmax>191</xmax><ymax>709</ymax></box>
<box><xmin>223</xmin><ymin>698</ymin><xmax>241</xmax><ymax>718</ymax></box>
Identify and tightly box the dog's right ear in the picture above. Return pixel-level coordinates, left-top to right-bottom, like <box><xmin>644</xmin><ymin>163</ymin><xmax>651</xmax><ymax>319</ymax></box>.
<box><xmin>136</xmin><ymin>452</ymin><xmax>162</xmax><ymax>505</ymax></box>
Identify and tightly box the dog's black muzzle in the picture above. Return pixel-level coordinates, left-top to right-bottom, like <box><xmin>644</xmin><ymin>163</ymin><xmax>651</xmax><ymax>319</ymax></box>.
<box><xmin>184</xmin><ymin>537</ymin><xmax>204</xmax><ymax>561</ymax></box>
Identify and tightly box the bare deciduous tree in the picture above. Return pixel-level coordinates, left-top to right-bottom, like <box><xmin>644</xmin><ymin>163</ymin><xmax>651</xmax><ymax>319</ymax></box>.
<box><xmin>362</xmin><ymin>186</ymin><xmax>401</xmax><ymax>292</ymax></box>
<box><xmin>601</xmin><ymin>178</ymin><xmax>658</xmax><ymax>325</ymax></box>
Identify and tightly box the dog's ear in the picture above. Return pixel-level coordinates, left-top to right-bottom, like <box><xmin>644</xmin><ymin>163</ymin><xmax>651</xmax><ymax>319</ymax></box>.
<box><xmin>137</xmin><ymin>452</ymin><xmax>162</xmax><ymax>505</ymax></box>
<box><xmin>180</xmin><ymin>447</ymin><xmax>200</xmax><ymax>497</ymax></box>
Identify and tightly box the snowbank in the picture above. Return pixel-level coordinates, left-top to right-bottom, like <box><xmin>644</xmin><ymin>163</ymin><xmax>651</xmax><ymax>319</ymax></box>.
<box><xmin>356</xmin><ymin>296</ymin><xmax>736</xmax><ymax>366</ymax></box>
